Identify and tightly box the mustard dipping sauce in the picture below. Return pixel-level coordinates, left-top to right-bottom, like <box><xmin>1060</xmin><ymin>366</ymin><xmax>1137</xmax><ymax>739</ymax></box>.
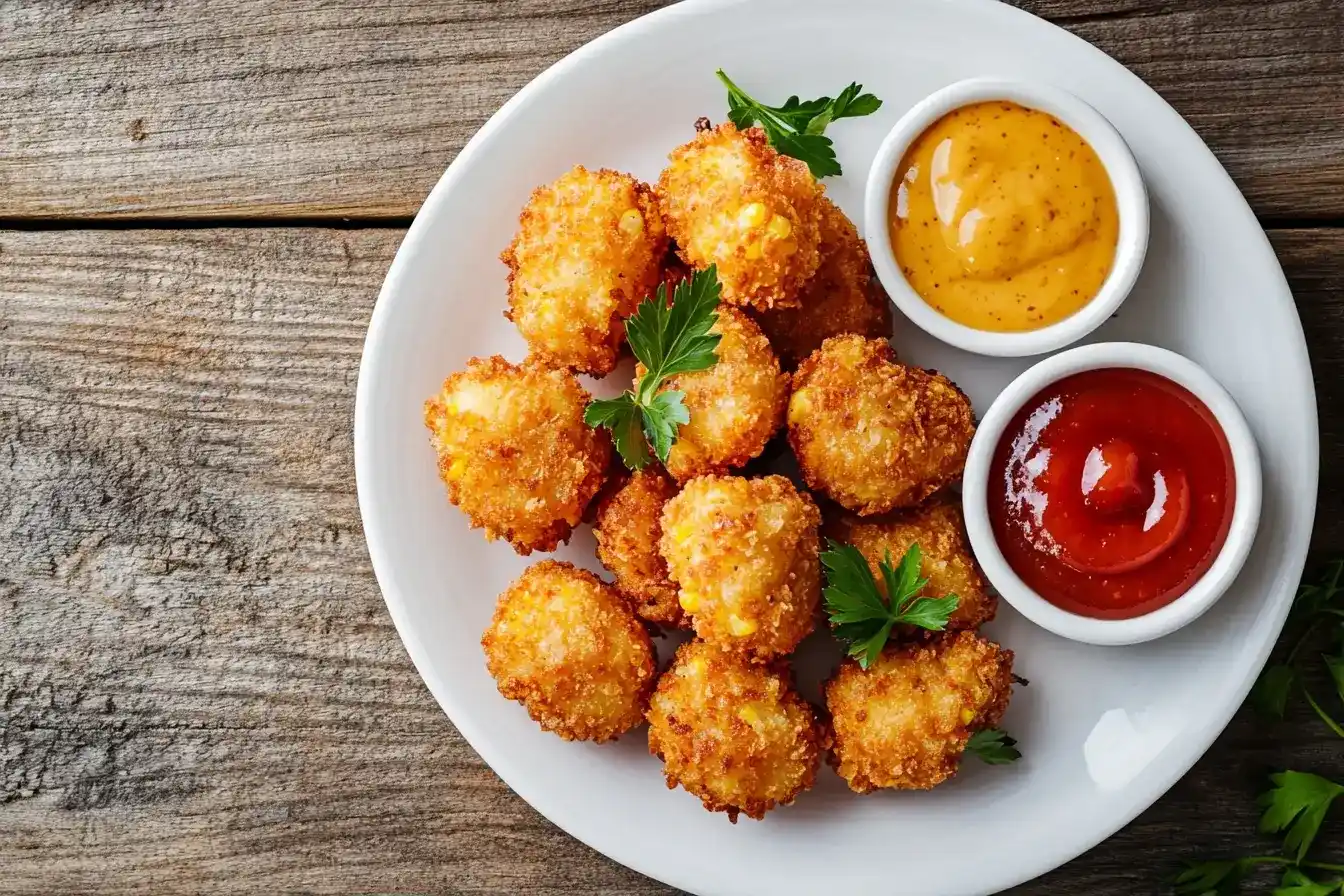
<box><xmin>889</xmin><ymin>101</ymin><xmax>1120</xmax><ymax>332</ymax></box>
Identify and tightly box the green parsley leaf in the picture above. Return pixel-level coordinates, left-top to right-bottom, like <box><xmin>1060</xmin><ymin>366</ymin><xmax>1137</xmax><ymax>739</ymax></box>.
<box><xmin>641</xmin><ymin>390</ymin><xmax>690</xmax><ymax>463</ymax></box>
<box><xmin>821</xmin><ymin>539</ymin><xmax>959</xmax><ymax>669</ymax></box>
<box><xmin>627</xmin><ymin>267</ymin><xmax>722</xmax><ymax>402</ymax></box>
<box><xmin>1274</xmin><ymin>867</ymin><xmax>1342</xmax><ymax>896</ymax></box>
<box><xmin>1173</xmin><ymin>859</ymin><xmax>1251</xmax><ymax>896</ymax></box>
<box><xmin>1259</xmin><ymin>771</ymin><xmax>1344</xmax><ymax>862</ymax></box>
<box><xmin>585</xmin><ymin>267</ymin><xmax>722</xmax><ymax>469</ymax></box>
<box><xmin>584</xmin><ymin>394</ymin><xmax>652</xmax><ymax>470</ymax></box>
<box><xmin>1324</xmin><ymin>652</ymin><xmax>1344</xmax><ymax>706</ymax></box>
<box><xmin>966</xmin><ymin>728</ymin><xmax>1021</xmax><ymax>765</ymax></box>
<box><xmin>715</xmin><ymin>69</ymin><xmax>882</xmax><ymax>178</ymax></box>
<box><xmin>1253</xmin><ymin>664</ymin><xmax>1299</xmax><ymax>719</ymax></box>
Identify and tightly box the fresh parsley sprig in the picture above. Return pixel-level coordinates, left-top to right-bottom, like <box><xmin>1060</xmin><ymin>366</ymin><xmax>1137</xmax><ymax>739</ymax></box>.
<box><xmin>966</xmin><ymin>729</ymin><xmax>1022</xmax><ymax>765</ymax></box>
<box><xmin>716</xmin><ymin>69</ymin><xmax>882</xmax><ymax>178</ymax></box>
<box><xmin>821</xmin><ymin>540</ymin><xmax>959</xmax><ymax>669</ymax></box>
<box><xmin>1177</xmin><ymin>560</ymin><xmax>1344</xmax><ymax>895</ymax></box>
<box><xmin>584</xmin><ymin>266</ymin><xmax>722</xmax><ymax>470</ymax></box>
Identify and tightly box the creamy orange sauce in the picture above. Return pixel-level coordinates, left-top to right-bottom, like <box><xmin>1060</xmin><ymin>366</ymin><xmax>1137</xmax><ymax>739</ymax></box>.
<box><xmin>889</xmin><ymin>101</ymin><xmax>1119</xmax><ymax>332</ymax></box>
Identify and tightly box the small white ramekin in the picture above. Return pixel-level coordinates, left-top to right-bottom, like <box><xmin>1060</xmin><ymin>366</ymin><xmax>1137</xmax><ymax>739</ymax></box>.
<box><xmin>961</xmin><ymin>342</ymin><xmax>1262</xmax><ymax>645</ymax></box>
<box><xmin>864</xmin><ymin>77</ymin><xmax>1150</xmax><ymax>358</ymax></box>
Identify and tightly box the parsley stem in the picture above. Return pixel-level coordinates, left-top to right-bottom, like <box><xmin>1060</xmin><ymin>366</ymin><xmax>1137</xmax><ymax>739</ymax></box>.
<box><xmin>1303</xmin><ymin>686</ymin><xmax>1344</xmax><ymax>739</ymax></box>
<box><xmin>1287</xmin><ymin>618</ymin><xmax>1326</xmax><ymax>664</ymax></box>
<box><xmin>714</xmin><ymin>69</ymin><xmax>800</xmax><ymax>135</ymax></box>
<box><xmin>1234</xmin><ymin>856</ymin><xmax>1344</xmax><ymax>872</ymax></box>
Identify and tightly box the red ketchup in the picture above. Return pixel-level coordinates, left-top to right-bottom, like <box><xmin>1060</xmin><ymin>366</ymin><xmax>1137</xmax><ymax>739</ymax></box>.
<box><xmin>988</xmin><ymin>368</ymin><xmax>1235</xmax><ymax>619</ymax></box>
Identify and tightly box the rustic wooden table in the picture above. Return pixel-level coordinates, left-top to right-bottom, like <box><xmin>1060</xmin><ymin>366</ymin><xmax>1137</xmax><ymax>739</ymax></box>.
<box><xmin>2</xmin><ymin>1</ymin><xmax>1342</xmax><ymax>893</ymax></box>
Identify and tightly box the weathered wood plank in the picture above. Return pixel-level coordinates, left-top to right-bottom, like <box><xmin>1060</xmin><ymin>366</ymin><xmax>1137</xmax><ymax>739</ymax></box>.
<box><xmin>1</xmin><ymin>0</ymin><xmax>1340</xmax><ymax>221</ymax></box>
<box><xmin>0</xmin><ymin>226</ymin><xmax>1340</xmax><ymax>893</ymax></box>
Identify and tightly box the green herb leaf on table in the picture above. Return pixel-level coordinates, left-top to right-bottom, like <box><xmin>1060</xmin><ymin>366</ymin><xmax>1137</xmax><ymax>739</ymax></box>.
<box><xmin>1259</xmin><ymin>771</ymin><xmax>1344</xmax><ymax>862</ymax></box>
<box><xmin>1274</xmin><ymin>867</ymin><xmax>1343</xmax><ymax>896</ymax></box>
<box><xmin>716</xmin><ymin>69</ymin><xmax>882</xmax><ymax>178</ymax></box>
<box><xmin>1253</xmin><ymin>663</ymin><xmax>1300</xmax><ymax>720</ymax></box>
<box><xmin>821</xmin><ymin>540</ymin><xmax>959</xmax><ymax>669</ymax></box>
<box><xmin>584</xmin><ymin>267</ymin><xmax>722</xmax><ymax>470</ymax></box>
<box><xmin>965</xmin><ymin>728</ymin><xmax>1021</xmax><ymax>765</ymax></box>
<box><xmin>1324</xmin><ymin>651</ymin><xmax>1344</xmax><ymax>706</ymax></box>
<box><xmin>1173</xmin><ymin>859</ymin><xmax>1252</xmax><ymax>896</ymax></box>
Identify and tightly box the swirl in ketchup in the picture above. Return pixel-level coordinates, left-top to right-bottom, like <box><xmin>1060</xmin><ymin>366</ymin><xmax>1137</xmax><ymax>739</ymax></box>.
<box><xmin>988</xmin><ymin>368</ymin><xmax>1235</xmax><ymax>619</ymax></box>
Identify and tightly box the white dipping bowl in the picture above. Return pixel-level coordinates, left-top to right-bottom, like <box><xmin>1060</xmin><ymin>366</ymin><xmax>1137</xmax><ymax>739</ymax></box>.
<box><xmin>864</xmin><ymin>77</ymin><xmax>1150</xmax><ymax>357</ymax></box>
<box><xmin>961</xmin><ymin>342</ymin><xmax>1263</xmax><ymax>645</ymax></box>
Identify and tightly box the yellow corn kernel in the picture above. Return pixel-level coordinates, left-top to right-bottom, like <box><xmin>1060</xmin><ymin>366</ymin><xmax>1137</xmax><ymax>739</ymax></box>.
<box><xmin>738</xmin><ymin>705</ymin><xmax>761</xmax><ymax>725</ymax></box>
<box><xmin>766</xmin><ymin>214</ymin><xmax>793</xmax><ymax>239</ymax></box>
<box><xmin>737</xmin><ymin>202</ymin><xmax>768</xmax><ymax>228</ymax></box>
<box><xmin>686</xmin><ymin>656</ymin><xmax>707</xmax><ymax>677</ymax></box>
<box><xmin>960</xmin><ymin>708</ymin><xmax>976</xmax><ymax>725</ymax></box>
<box><xmin>727</xmin><ymin>613</ymin><xmax>758</xmax><ymax>637</ymax></box>
<box><xmin>743</xmin><ymin>241</ymin><xmax>764</xmax><ymax>261</ymax></box>
<box><xmin>787</xmin><ymin>392</ymin><xmax>811</xmax><ymax>424</ymax></box>
<box><xmin>619</xmin><ymin>208</ymin><xmax>644</xmax><ymax>236</ymax></box>
<box><xmin>446</xmin><ymin>458</ymin><xmax>467</xmax><ymax>481</ymax></box>
<box><xmin>679</xmin><ymin>590</ymin><xmax>700</xmax><ymax>613</ymax></box>
<box><xmin>671</xmin><ymin>522</ymin><xmax>695</xmax><ymax>544</ymax></box>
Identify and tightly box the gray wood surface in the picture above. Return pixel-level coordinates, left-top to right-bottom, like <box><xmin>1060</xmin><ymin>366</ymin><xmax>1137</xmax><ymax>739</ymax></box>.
<box><xmin>0</xmin><ymin>0</ymin><xmax>1341</xmax><ymax>220</ymax></box>
<box><xmin>2</xmin><ymin>0</ymin><xmax>1343</xmax><ymax>894</ymax></box>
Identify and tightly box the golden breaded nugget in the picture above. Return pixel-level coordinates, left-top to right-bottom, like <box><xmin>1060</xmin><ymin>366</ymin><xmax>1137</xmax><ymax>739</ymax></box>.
<box><xmin>502</xmin><ymin>166</ymin><xmax>667</xmax><ymax>375</ymax></box>
<box><xmin>754</xmin><ymin>196</ymin><xmax>893</xmax><ymax>368</ymax></box>
<box><xmin>659</xmin><ymin>474</ymin><xmax>820</xmax><ymax>660</ymax></box>
<box><xmin>592</xmin><ymin>467</ymin><xmax>686</xmax><ymax>627</ymax></box>
<box><xmin>657</xmin><ymin>123</ymin><xmax>822</xmax><ymax>311</ymax></box>
<box><xmin>788</xmin><ymin>336</ymin><xmax>974</xmax><ymax>514</ymax></box>
<box><xmin>826</xmin><ymin>496</ymin><xmax>997</xmax><ymax>639</ymax></box>
<box><xmin>424</xmin><ymin>356</ymin><xmax>609</xmax><ymax>554</ymax></box>
<box><xmin>642</xmin><ymin>306</ymin><xmax>789</xmax><ymax>482</ymax></box>
<box><xmin>826</xmin><ymin>631</ymin><xmax>1014</xmax><ymax>792</ymax></box>
<box><xmin>483</xmin><ymin>561</ymin><xmax>656</xmax><ymax>742</ymax></box>
<box><xmin>647</xmin><ymin>640</ymin><xmax>827</xmax><ymax>821</ymax></box>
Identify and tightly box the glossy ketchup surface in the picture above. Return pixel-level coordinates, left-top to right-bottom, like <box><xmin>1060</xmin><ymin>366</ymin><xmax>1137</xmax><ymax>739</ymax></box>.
<box><xmin>988</xmin><ymin>368</ymin><xmax>1235</xmax><ymax>619</ymax></box>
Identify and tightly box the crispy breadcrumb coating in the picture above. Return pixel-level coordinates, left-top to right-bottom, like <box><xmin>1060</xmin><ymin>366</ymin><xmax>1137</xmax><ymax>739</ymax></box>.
<box><xmin>788</xmin><ymin>336</ymin><xmax>974</xmax><ymax>514</ymax></box>
<box><xmin>826</xmin><ymin>631</ymin><xmax>1014</xmax><ymax>792</ymax></box>
<box><xmin>641</xmin><ymin>306</ymin><xmax>789</xmax><ymax>482</ymax></box>
<box><xmin>502</xmin><ymin>166</ymin><xmax>668</xmax><ymax>376</ymax></box>
<box><xmin>592</xmin><ymin>467</ymin><xmax>686</xmax><ymax>627</ymax></box>
<box><xmin>424</xmin><ymin>356</ymin><xmax>610</xmax><ymax>554</ymax></box>
<box><xmin>647</xmin><ymin>640</ymin><xmax>827</xmax><ymax>821</ymax></box>
<box><xmin>659</xmin><ymin>474</ymin><xmax>820</xmax><ymax>660</ymax></box>
<box><xmin>826</xmin><ymin>496</ymin><xmax>997</xmax><ymax>640</ymax></box>
<box><xmin>754</xmin><ymin>196</ymin><xmax>892</xmax><ymax>368</ymax></box>
<box><xmin>482</xmin><ymin>561</ymin><xmax>656</xmax><ymax>742</ymax></box>
<box><xmin>657</xmin><ymin>123</ymin><xmax>822</xmax><ymax>311</ymax></box>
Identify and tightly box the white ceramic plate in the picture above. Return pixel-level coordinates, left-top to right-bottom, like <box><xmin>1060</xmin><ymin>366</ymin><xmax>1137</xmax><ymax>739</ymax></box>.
<box><xmin>353</xmin><ymin>1</ymin><xmax>1319</xmax><ymax>893</ymax></box>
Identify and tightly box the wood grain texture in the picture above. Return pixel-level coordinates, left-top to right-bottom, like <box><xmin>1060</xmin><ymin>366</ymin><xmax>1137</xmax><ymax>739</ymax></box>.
<box><xmin>1</xmin><ymin>0</ymin><xmax>1341</xmax><ymax>221</ymax></box>
<box><xmin>1</xmin><ymin>226</ymin><xmax>1342</xmax><ymax>893</ymax></box>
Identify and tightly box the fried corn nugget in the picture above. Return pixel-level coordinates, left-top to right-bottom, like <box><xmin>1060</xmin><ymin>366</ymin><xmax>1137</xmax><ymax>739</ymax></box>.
<box><xmin>754</xmin><ymin>197</ymin><xmax>893</xmax><ymax>368</ymax></box>
<box><xmin>647</xmin><ymin>640</ymin><xmax>826</xmax><ymax>821</ymax></box>
<box><xmin>482</xmin><ymin>561</ymin><xmax>656</xmax><ymax>743</ymax></box>
<box><xmin>826</xmin><ymin>496</ymin><xmax>997</xmax><ymax>639</ymax></box>
<box><xmin>592</xmin><ymin>467</ymin><xmax>686</xmax><ymax>627</ymax></box>
<box><xmin>502</xmin><ymin>166</ymin><xmax>667</xmax><ymax>376</ymax></box>
<box><xmin>826</xmin><ymin>631</ymin><xmax>1014</xmax><ymax>792</ymax></box>
<box><xmin>424</xmin><ymin>356</ymin><xmax>610</xmax><ymax>554</ymax></box>
<box><xmin>659</xmin><ymin>474</ymin><xmax>820</xmax><ymax>660</ymax></box>
<box><xmin>788</xmin><ymin>336</ymin><xmax>974</xmax><ymax>515</ymax></box>
<box><xmin>657</xmin><ymin>123</ymin><xmax>822</xmax><ymax>311</ymax></box>
<box><xmin>642</xmin><ymin>306</ymin><xmax>789</xmax><ymax>482</ymax></box>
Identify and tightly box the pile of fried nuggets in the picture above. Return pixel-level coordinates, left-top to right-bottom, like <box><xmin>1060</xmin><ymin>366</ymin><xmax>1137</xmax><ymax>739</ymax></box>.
<box><xmin>425</xmin><ymin>122</ymin><xmax>1017</xmax><ymax>822</ymax></box>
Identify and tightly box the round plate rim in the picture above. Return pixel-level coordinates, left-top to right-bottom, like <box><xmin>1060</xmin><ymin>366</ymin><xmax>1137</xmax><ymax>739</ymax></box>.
<box><xmin>353</xmin><ymin>1</ymin><xmax>1320</xmax><ymax>893</ymax></box>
